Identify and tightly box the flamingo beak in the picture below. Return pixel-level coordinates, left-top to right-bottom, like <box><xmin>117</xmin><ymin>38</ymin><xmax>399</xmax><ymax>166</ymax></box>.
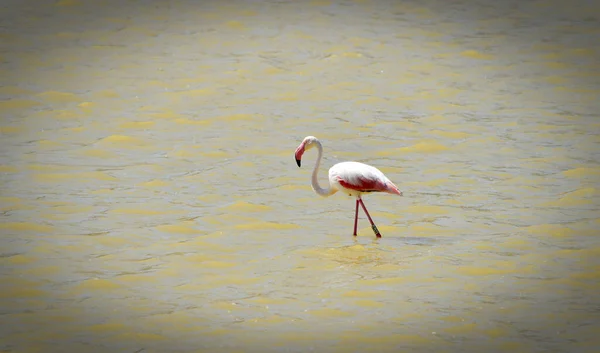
<box><xmin>294</xmin><ymin>143</ymin><xmax>305</xmax><ymax>167</ymax></box>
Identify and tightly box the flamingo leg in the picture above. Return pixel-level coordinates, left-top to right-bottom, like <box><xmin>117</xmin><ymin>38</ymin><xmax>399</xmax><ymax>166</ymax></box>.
<box><xmin>353</xmin><ymin>199</ymin><xmax>359</xmax><ymax>236</ymax></box>
<box><xmin>358</xmin><ymin>199</ymin><xmax>381</xmax><ymax>238</ymax></box>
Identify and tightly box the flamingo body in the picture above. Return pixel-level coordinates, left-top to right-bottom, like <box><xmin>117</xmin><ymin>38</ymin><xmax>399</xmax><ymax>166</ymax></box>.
<box><xmin>329</xmin><ymin>161</ymin><xmax>402</xmax><ymax>197</ymax></box>
<box><xmin>294</xmin><ymin>136</ymin><xmax>402</xmax><ymax>237</ymax></box>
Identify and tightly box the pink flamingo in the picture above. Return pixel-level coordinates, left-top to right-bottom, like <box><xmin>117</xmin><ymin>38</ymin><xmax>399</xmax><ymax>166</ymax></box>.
<box><xmin>294</xmin><ymin>136</ymin><xmax>402</xmax><ymax>237</ymax></box>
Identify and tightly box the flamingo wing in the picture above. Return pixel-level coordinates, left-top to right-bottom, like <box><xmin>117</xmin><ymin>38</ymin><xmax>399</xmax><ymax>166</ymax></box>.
<box><xmin>330</xmin><ymin>161</ymin><xmax>402</xmax><ymax>195</ymax></box>
<box><xmin>337</xmin><ymin>175</ymin><xmax>389</xmax><ymax>193</ymax></box>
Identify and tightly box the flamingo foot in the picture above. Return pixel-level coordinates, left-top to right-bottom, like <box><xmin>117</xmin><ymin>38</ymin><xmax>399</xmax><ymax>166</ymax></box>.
<box><xmin>371</xmin><ymin>225</ymin><xmax>381</xmax><ymax>238</ymax></box>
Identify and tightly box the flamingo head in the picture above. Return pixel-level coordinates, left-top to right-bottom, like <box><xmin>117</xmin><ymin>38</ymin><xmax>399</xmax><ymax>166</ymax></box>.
<box><xmin>295</xmin><ymin>136</ymin><xmax>317</xmax><ymax>167</ymax></box>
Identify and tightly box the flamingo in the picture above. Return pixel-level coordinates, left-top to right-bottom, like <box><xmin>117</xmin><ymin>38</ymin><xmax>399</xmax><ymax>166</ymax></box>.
<box><xmin>294</xmin><ymin>136</ymin><xmax>402</xmax><ymax>237</ymax></box>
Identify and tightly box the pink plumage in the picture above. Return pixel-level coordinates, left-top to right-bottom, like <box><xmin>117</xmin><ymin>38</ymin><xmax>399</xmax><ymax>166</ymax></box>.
<box><xmin>294</xmin><ymin>136</ymin><xmax>402</xmax><ymax>237</ymax></box>
<box><xmin>330</xmin><ymin>161</ymin><xmax>402</xmax><ymax>196</ymax></box>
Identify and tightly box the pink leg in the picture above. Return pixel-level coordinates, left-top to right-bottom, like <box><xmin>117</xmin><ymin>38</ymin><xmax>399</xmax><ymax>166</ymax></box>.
<box><xmin>353</xmin><ymin>199</ymin><xmax>359</xmax><ymax>236</ymax></box>
<box><xmin>359</xmin><ymin>199</ymin><xmax>381</xmax><ymax>238</ymax></box>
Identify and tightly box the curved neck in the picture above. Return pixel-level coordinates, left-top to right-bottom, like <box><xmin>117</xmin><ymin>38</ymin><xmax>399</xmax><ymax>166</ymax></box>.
<box><xmin>311</xmin><ymin>140</ymin><xmax>335</xmax><ymax>197</ymax></box>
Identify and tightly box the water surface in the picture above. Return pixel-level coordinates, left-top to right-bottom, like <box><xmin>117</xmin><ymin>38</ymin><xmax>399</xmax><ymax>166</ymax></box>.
<box><xmin>1</xmin><ymin>0</ymin><xmax>599</xmax><ymax>352</ymax></box>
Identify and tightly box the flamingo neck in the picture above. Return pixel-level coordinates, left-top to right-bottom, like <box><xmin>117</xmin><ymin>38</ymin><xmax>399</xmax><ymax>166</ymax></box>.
<box><xmin>311</xmin><ymin>139</ymin><xmax>335</xmax><ymax>197</ymax></box>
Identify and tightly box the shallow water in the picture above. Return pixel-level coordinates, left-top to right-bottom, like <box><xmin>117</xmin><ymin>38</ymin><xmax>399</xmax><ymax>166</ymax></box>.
<box><xmin>1</xmin><ymin>0</ymin><xmax>599</xmax><ymax>352</ymax></box>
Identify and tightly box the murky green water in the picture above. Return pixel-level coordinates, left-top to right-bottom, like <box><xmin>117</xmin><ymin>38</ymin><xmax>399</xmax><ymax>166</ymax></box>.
<box><xmin>1</xmin><ymin>0</ymin><xmax>599</xmax><ymax>352</ymax></box>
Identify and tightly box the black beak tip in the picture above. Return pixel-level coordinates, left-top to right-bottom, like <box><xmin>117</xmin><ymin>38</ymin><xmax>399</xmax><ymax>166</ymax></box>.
<box><xmin>296</xmin><ymin>159</ymin><xmax>301</xmax><ymax>167</ymax></box>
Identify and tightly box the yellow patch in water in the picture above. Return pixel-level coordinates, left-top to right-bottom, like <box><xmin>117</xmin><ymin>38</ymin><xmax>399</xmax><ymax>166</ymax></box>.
<box><xmin>27</xmin><ymin>164</ymin><xmax>66</xmax><ymax>172</ymax></box>
<box><xmin>484</xmin><ymin>327</ymin><xmax>510</xmax><ymax>338</ymax></box>
<box><xmin>0</xmin><ymin>99</ymin><xmax>40</xmax><ymax>110</ymax></box>
<box><xmin>226</xmin><ymin>21</ymin><xmax>246</xmax><ymax>29</ymax></box>
<box><xmin>355</xmin><ymin>96</ymin><xmax>387</xmax><ymax>105</ymax></box>
<box><xmin>400</xmin><ymin>141</ymin><xmax>448</xmax><ymax>153</ymax></box>
<box><xmin>407</xmin><ymin>178</ymin><xmax>449</xmax><ymax>187</ymax></box>
<box><xmin>174</xmin><ymin>118</ymin><xmax>210</xmax><ymax>125</ymax></box>
<box><xmin>222</xmin><ymin>201</ymin><xmax>271</xmax><ymax>212</ymax></box>
<box><xmin>264</xmin><ymin>67</ymin><xmax>284</xmax><ymax>75</ymax></box>
<box><xmin>213</xmin><ymin>301</ymin><xmax>242</xmax><ymax>311</ymax></box>
<box><xmin>564</xmin><ymin>187</ymin><xmax>597</xmax><ymax>198</ymax></box>
<box><xmin>40</xmin><ymin>213</ymin><xmax>69</xmax><ymax>220</ymax></box>
<box><xmin>542</xmin><ymin>188</ymin><xmax>595</xmax><ymax>206</ymax></box>
<box><xmin>342</xmin><ymin>52</ymin><xmax>363</xmax><ymax>58</ymax></box>
<box><xmin>442</xmin><ymin>315</ymin><xmax>465</xmax><ymax>323</ymax></box>
<box><xmin>474</xmin><ymin>244</ymin><xmax>495</xmax><ymax>251</ymax></box>
<box><xmin>430</xmin><ymin>130</ymin><xmax>471</xmax><ymax>139</ymax></box>
<box><xmin>169</xmin><ymin>89</ymin><xmax>216</xmax><ymax>99</ymax></box>
<box><xmin>443</xmin><ymin>323</ymin><xmax>478</xmax><ymax>334</ymax></box>
<box><xmin>0</xmin><ymin>165</ymin><xmax>18</xmax><ymax>173</ymax></box>
<box><xmin>219</xmin><ymin>113</ymin><xmax>257</xmax><ymax>121</ymax></box>
<box><xmin>405</xmin><ymin>205</ymin><xmax>448</xmax><ymax>214</ymax></box>
<box><xmin>56</xmin><ymin>0</ymin><xmax>81</xmax><ymax>5</ymax></box>
<box><xmin>202</xmin><ymin>261</ymin><xmax>237</xmax><ymax>268</ymax></box>
<box><xmin>23</xmin><ymin>265</ymin><xmax>61</xmax><ymax>277</ymax></box>
<box><xmin>62</xmin><ymin>126</ymin><xmax>85</xmax><ymax>132</ymax></box>
<box><xmin>156</xmin><ymin>223</ymin><xmax>203</xmax><ymax>234</ymax></box>
<box><xmin>200</xmin><ymin>150</ymin><xmax>229</xmax><ymax>158</ymax></box>
<box><xmin>235</xmin><ymin>222</ymin><xmax>300</xmax><ymax>230</ymax></box>
<box><xmin>0</xmin><ymin>222</ymin><xmax>54</xmax><ymax>233</ymax></box>
<box><xmin>309</xmin><ymin>308</ymin><xmax>353</xmax><ymax>317</ymax></box>
<box><xmin>99</xmin><ymin>134</ymin><xmax>145</xmax><ymax>145</ymax></box>
<box><xmin>89</xmin><ymin>322</ymin><xmax>127</xmax><ymax>332</ymax></box>
<box><xmin>119</xmin><ymin>121</ymin><xmax>155</xmax><ymax>129</ymax></box>
<box><xmin>502</xmin><ymin>238</ymin><xmax>533</xmax><ymax>249</ymax></box>
<box><xmin>4</xmin><ymin>254</ymin><xmax>37</xmax><ymax>265</ymax></box>
<box><xmin>156</xmin><ymin>316</ymin><xmax>208</xmax><ymax>332</ymax></box>
<box><xmin>180</xmin><ymin>253</ymin><xmax>213</xmax><ymax>263</ymax></box>
<box><xmin>378</xmin><ymin>334</ymin><xmax>431</xmax><ymax>345</ymax></box>
<box><xmin>38</xmin><ymin>140</ymin><xmax>65</xmax><ymax>148</ymax></box>
<box><xmin>525</xmin><ymin>224</ymin><xmax>575</xmax><ymax>237</ymax></box>
<box><xmin>1</xmin><ymin>126</ymin><xmax>23</xmax><ymax>135</ymax></box>
<box><xmin>571</xmin><ymin>269</ymin><xmax>600</xmax><ymax>281</ymax></box>
<box><xmin>0</xmin><ymin>287</ymin><xmax>46</xmax><ymax>298</ymax></box>
<box><xmin>53</xmin><ymin>205</ymin><xmax>95</xmax><ymax>214</ymax></box>
<box><xmin>91</xmin><ymin>188</ymin><xmax>114</xmax><ymax>194</ymax></box>
<box><xmin>202</xmin><ymin>214</ymin><xmax>259</xmax><ymax>227</ymax></box>
<box><xmin>246</xmin><ymin>297</ymin><xmax>295</xmax><ymax>305</ymax></box>
<box><xmin>0</xmin><ymin>86</ymin><xmax>32</xmax><ymax>95</ymax></box>
<box><xmin>373</xmin><ymin>263</ymin><xmax>403</xmax><ymax>272</ymax></box>
<box><xmin>461</xmin><ymin>50</ymin><xmax>493</xmax><ymax>59</ymax></box>
<box><xmin>196</xmin><ymin>194</ymin><xmax>223</xmax><ymax>203</ymax></box>
<box><xmin>109</xmin><ymin>208</ymin><xmax>167</xmax><ymax>215</ymax></box>
<box><xmin>38</xmin><ymin>91</ymin><xmax>80</xmax><ymax>103</ymax></box>
<box><xmin>357</xmin><ymin>277</ymin><xmax>406</xmax><ymax>286</ymax></box>
<box><xmin>34</xmin><ymin>171</ymin><xmax>117</xmax><ymax>182</ymax></box>
<box><xmin>115</xmin><ymin>274</ymin><xmax>158</xmax><ymax>283</ymax></box>
<box><xmin>116</xmin><ymin>332</ymin><xmax>166</xmax><ymax>341</ymax></box>
<box><xmin>43</xmin><ymin>109</ymin><xmax>79</xmax><ymax>120</ymax></box>
<box><xmin>311</xmin><ymin>0</ymin><xmax>332</xmax><ymax>5</ymax></box>
<box><xmin>77</xmin><ymin>101</ymin><xmax>95</xmax><ymax>109</ymax></box>
<box><xmin>275</xmin><ymin>92</ymin><xmax>298</xmax><ymax>101</ymax></box>
<box><xmin>169</xmin><ymin>149</ymin><xmax>196</xmax><ymax>158</ymax></box>
<box><xmin>342</xmin><ymin>290</ymin><xmax>384</xmax><ymax>298</ymax></box>
<box><xmin>354</xmin><ymin>299</ymin><xmax>385</xmax><ymax>308</ymax></box>
<box><xmin>456</xmin><ymin>266</ymin><xmax>514</xmax><ymax>276</ymax></box>
<box><xmin>139</xmin><ymin>179</ymin><xmax>169</xmax><ymax>187</ymax></box>
<box><xmin>544</xmin><ymin>76</ymin><xmax>566</xmax><ymax>84</ymax></box>
<box><xmin>71</xmin><ymin>278</ymin><xmax>121</xmax><ymax>292</ymax></box>
<box><xmin>96</xmin><ymin>236</ymin><xmax>129</xmax><ymax>247</ymax></box>
<box><xmin>247</xmin><ymin>315</ymin><xmax>290</xmax><ymax>325</ymax></box>
<box><xmin>81</xmin><ymin>149</ymin><xmax>117</xmax><ymax>158</ymax></box>
<box><xmin>543</xmin><ymin>61</ymin><xmax>567</xmax><ymax>69</ymax></box>
<box><xmin>210</xmin><ymin>275</ymin><xmax>261</xmax><ymax>286</ymax></box>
